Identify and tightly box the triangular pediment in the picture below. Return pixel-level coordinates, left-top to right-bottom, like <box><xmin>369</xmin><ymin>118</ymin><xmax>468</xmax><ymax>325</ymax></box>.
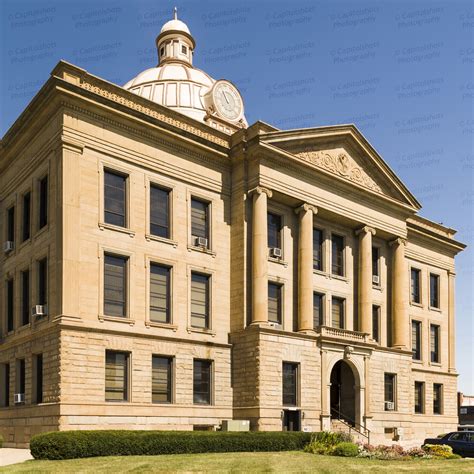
<box><xmin>258</xmin><ymin>124</ymin><xmax>421</xmax><ymax>210</ymax></box>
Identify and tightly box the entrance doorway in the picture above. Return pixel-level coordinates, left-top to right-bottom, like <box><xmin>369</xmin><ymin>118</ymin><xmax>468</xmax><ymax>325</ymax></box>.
<box><xmin>282</xmin><ymin>409</ymin><xmax>301</xmax><ymax>431</ymax></box>
<box><xmin>330</xmin><ymin>360</ymin><xmax>356</xmax><ymax>425</ymax></box>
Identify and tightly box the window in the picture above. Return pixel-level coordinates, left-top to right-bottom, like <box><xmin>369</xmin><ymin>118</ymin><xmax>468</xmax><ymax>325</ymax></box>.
<box><xmin>150</xmin><ymin>264</ymin><xmax>171</xmax><ymax>323</ymax></box>
<box><xmin>267</xmin><ymin>212</ymin><xmax>282</xmax><ymax>250</ymax></box>
<box><xmin>191</xmin><ymin>198</ymin><xmax>210</xmax><ymax>247</ymax></box>
<box><xmin>372</xmin><ymin>305</ymin><xmax>380</xmax><ymax>342</ymax></box>
<box><xmin>430</xmin><ymin>274</ymin><xmax>440</xmax><ymax>308</ymax></box>
<box><xmin>412</xmin><ymin>321</ymin><xmax>421</xmax><ymax>360</ymax></box>
<box><xmin>16</xmin><ymin>359</ymin><xmax>25</xmax><ymax>396</ymax></box>
<box><xmin>104</xmin><ymin>170</ymin><xmax>127</xmax><ymax>227</ymax></box>
<box><xmin>331</xmin><ymin>234</ymin><xmax>344</xmax><ymax>276</ymax></box>
<box><xmin>21</xmin><ymin>270</ymin><xmax>30</xmax><ymax>326</ymax></box>
<box><xmin>433</xmin><ymin>383</ymin><xmax>443</xmax><ymax>414</ymax></box>
<box><xmin>410</xmin><ymin>268</ymin><xmax>421</xmax><ymax>303</ymax></box>
<box><xmin>150</xmin><ymin>185</ymin><xmax>170</xmax><ymax>238</ymax></box>
<box><xmin>7</xmin><ymin>206</ymin><xmax>14</xmax><ymax>243</ymax></box>
<box><xmin>372</xmin><ymin>247</ymin><xmax>380</xmax><ymax>280</ymax></box>
<box><xmin>38</xmin><ymin>258</ymin><xmax>47</xmax><ymax>306</ymax></box>
<box><xmin>39</xmin><ymin>175</ymin><xmax>48</xmax><ymax>229</ymax></box>
<box><xmin>181</xmin><ymin>45</ymin><xmax>187</xmax><ymax>54</ymax></box>
<box><xmin>33</xmin><ymin>354</ymin><xmax>43</xmax><ymax>404</ymax></box>
<box><xmin>384</xmin><ymin>373</ymin><xmax>396</xmax><ymax>409</ymax></box>
<box><xmin>105</xmin><ymin>351</ymin><xmax>129</xmax><ymax>402</ymax></box>
<box><xmin>0</xmin><ymin>364</ymin><xmax>10</xmax><ymax>407</ymax></box>
<box><xmin>313</xmin><ymin>228</ymin><xmax>323</xmax><ymax>271</ymax></box>
<box><xmin>193</xmin><ymin>359</ymin><xmax>211</xmax><ymax>405</ymax></box>
<box><xmin>152</xmin><ymin>356</ymin><xmax>172</xmax><ymax>404</ymax></box>
<box><xmin>160</xmin><ymin>47</ymin><xmax>164</xmax><ymax>57</ymax></box>
<box><xmin>191</xmin><ymin>272</ymin><xmax>210</xmax><ymax>329</ymax></box>
<box><xmin>104</xmin><ymin>254</ymin><xmax>128</xmax><ymax>317</ymax></box>
<box><xmin>6</xmin><ymin>279</ymin><xmax>14</xmax><ymax>333</ymax></box>
<box><xmin>313</xmin><ymin>293</ymin><xmax>324</xmax><ymax>327</ymax></box>
<box><xmin>282</xmin><ymin>362</ymin><xmax>298</xmax><ymax>406</ymax></box>
<box><xmin>331</xmin><ymin>297</ymin><xmax>345</xmax><ymax>329</ymax></box>
<box><xmin>268</xmin><ymin>282</ymin><xmax>282</xmax><ymax>324</ymax></box>
<box><xmin>414</xmin><ymin>381</ymin><xmax>424</xmax><ymax>413</ymax></box>
<box><xmin>22</xmin><ymin>192</ymin><xmax>31</xmax><ymax>241</ymax></box>
<box><xmin>430</xmin><ymin>325</ymin><xmax>440</xmax><ymax>363</ymax></box>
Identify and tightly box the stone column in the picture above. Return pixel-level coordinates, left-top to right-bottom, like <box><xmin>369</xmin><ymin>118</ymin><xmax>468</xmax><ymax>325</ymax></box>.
<box><xmin>295</xmin><ymin>203</ymin><xmax>318</xmax><ymax>332</ymax></box>
<box><xmin>250</xmin><ymin>186</ymin><xmax>272</xmax><ymax>325</ymax></box>
<box><xmin>356</xmin><ymin>226</ymin><xmax>376</xmax><ymax>336</ymax></box>
<box><xmin>390</xmin><ymin>237</ymin><xmax>409</xmax><ymax>349</ymax></box>
<box><xmin>320</xmin><ymin>350</ymin><xmax>331</xmax><ymax>431</ymax></box>
<box><xmin>448</xmin><ymin>270</ymin><xmax>456</xmax><ymax>372</ymax></box>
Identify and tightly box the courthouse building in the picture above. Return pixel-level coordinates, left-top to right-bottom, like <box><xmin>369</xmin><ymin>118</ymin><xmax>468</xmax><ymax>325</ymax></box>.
<box><xmin>0</xmin><ymin>13</ymin><xmax>466</xmax><ymax>447</ymax></box>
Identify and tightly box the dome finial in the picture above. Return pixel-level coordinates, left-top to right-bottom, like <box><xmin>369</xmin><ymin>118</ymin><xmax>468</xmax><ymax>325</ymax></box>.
<box><xmin>173</xmin><ymin>6</ymin><xmax>178</xmax><ymax>20</ymax></box>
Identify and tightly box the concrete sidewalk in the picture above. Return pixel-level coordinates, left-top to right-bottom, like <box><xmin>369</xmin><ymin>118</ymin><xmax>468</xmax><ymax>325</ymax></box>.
<box><xmin>0</xmin><ymin>449</ymin><xmax>33</xmax><ymax>467</ymax></box>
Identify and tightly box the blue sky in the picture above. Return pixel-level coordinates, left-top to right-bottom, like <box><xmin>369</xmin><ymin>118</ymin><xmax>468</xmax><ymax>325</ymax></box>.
<box><xmin>1</xmin><ymin>0</ymin><xmax>473</xmax><ymax>393</ymax></box>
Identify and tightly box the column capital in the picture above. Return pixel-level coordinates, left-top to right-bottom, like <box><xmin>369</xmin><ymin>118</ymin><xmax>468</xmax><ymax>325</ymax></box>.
<box><xmin>295</xmin><ymin>203</ymin><xmax>318</xmax><ymax>216</ymax></box>
<box><xmin>248</xmin><ymin>186</ymin><xmax>272</xmax><ymax>198</ymax></box>
<box><xmin>355</xmin><ymin>225</ymin><xmax>376</xmax><ymax>237</ymax></box>
<box><xmin>389</xmin><ymin>237</ymin><xmax>407</xmax><ymax>247</ymax></box>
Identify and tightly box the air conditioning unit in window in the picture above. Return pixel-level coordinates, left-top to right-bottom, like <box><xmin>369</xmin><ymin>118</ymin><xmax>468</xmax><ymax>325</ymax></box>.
<box><xmin>194</xmin><ymin>236</ymin><xmax>208</xmax><ymax>248</ymax></box>
<box><xmin>270</xmin><ymin>247</ymin><xmax>282</xmax><ymax>258</ymax></box>
<box><xmin>14</xmin><ymin>393</ymin><xmax>25</xmax><ymax>404</ymax></box>
<box><xmin>32</xmin><ymin>305</ymin><xmax>47</xmax><ymax>318</ymax></box>
<box><xmin>372</xmin><ymin>275</ymin><xmax>380</xmax><ymax>285</ymax></box>
<box><xmin>3</xmin><ymin>241</ymin><xmax>14</xmax><ymax>253</ymax></box>
<box><xmin>385</xmin><ymin>401</ymin><xmax>395</xmax><ymax>411</ymax></box>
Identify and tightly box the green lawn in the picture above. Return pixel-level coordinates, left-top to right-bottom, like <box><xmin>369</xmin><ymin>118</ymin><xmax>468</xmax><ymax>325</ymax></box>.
<box><xmin>2</xmin><ymin>452</ymin><xmax>474</xmax><ymax>473</ymax></box>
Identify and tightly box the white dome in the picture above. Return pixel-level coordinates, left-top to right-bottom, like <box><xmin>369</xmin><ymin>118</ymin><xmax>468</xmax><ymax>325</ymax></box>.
<box><xmin>160</xmin><ymin>19</ymin><xmax>190</xmax><ymax>35</ymax></box>
<box><xmin>124</xmin><ymin>63</ymin><xmax>216</xmax><ymax>122</ymax></box>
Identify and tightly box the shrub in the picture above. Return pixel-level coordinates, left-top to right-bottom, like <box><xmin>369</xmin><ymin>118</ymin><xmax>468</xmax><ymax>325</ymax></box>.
<box><xmin>311</xmin><ymin>431</ymin><xmax>353</xmax><ymax>445</ymax></box>
<box><xmin>304</xmin><ymin>441</ymin><xmax>334</xmax><ymax>455</ymax></box>
<box><xmin>422</xmin><ymin>444</ymin><xmax>454</xmax><ymax>458</ymax></box>
<box><xmin>30</xmin><ymin>430</ymin><xmax>312</xmax><ymax>460</ymax></box>
<box><xmin>333</xmin><ymin>442</ymin><xmax>359</xmax><ymax>457</ymax></box>
<box><xmin>406</xmin><ymin>447</ymin><xmax>427</xmax><ymax>458</ymax></box>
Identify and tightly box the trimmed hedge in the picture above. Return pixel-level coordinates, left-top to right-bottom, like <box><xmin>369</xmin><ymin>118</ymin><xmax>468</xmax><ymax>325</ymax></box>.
<box><xmin>30</xmin><ymin>430</ymin><xmax>313</xmax><ymax>460</ymax></box>
<box><xmin>332</xmin><ymin>442</ymin><xmax>359</xmax><ymax>457</ymax></box>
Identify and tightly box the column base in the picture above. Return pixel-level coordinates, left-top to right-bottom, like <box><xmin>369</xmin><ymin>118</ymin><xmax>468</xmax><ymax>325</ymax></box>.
<box><xmin>320</xmin><ymin>414</ymin><xmax>331</xmax><ymax>432</ymax></box>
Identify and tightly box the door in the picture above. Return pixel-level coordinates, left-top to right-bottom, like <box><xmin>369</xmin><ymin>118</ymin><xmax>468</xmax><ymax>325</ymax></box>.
<box><xmin>283</xmin><ymin>410</ymin><xmax>301</xmax><ymax>431</ymax></box>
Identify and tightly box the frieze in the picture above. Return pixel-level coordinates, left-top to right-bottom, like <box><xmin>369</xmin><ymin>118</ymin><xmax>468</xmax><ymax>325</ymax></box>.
<box><xmin>295</xmin><ymin>149</ymin><xmax>383</xmax><ymax>194</ymax></box>
<box><xmin>78</xmin><ymin>79</ymin><xmax>229</xmax><ymax>148</ymax></box>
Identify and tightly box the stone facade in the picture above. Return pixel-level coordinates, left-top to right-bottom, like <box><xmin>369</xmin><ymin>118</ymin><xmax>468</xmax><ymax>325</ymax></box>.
<box><xmin>0</xmin><ymin>32</ymin><xmax>465</xmax><ymax>448</ymax></box>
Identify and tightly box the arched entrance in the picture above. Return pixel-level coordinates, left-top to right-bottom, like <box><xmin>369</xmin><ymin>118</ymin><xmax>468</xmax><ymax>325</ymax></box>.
<box><xmin>330</xmin><ymin>360</ymin><xmax>356</xmax><ymax>426</ymax></box>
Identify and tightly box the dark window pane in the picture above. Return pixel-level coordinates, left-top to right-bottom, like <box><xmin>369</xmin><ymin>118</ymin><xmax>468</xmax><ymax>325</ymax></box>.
<box><xmin>430</xmin><ymin>274</ymin><xmax>439</xmax><ymax>308</ymax></box>
<box><xmin>7</xmin><ymin>206</ymin><xmax>14</xmax><ymax>242</ymax></box>
<box><xmin>191</xmin><ymin>273</ymin><xmax>209</xmax><ymax>328</ymax></box>
<box><xmin>21</xmin><ymin>270</ymin><xmax>30</xmax><ymax>326</ymax></box>
<box><xmin>191</xmin><ymin>198</ymin><xmax>209</xmax><ymax>243</ymax></box>
<box><xmin>384</xmin><ymin>373</ymin><xmax>395</xmax><ymax>405</ymax></box>
<box><xmin>430</xmin><ymin>325</ymin><xmax>440</xmax><ymax>363</ymax></box>
<box><xmin>7</xmin><ymin>279</ymin><xmax>14</xmax><ymax>332</ymax></box>
<box><xmin>372</xmin><ymin>247</ymin><xmax>379</xmax><ymax>277</ymax></box>
<box><xmin>104</xmin><ymin>171</ymin><xmax>126</xmax><ymax>227</ymax></box>
<box><xmin>411</xmin><ymin>269</ymin><xmax>421</xmax><ymax>303</ymax></box>
<box><xmin>35</xmin><ymin>354</ymin><xmax>43</xmax><ymax>404</ymax></box>
<box><xmin>38</xmin><ymin>258</ymin><xmax>47</xmax><ymax>306</ymax></box>
<box><xmin>268</xmin><ymin>283</ymin><xmax>282</xmax><ymax>324</ymax></box>
<box><xmin>105</xmin><ymin>351</ymin><xmax>128</xmax><ymax>402</ymax></box>
<box><xmin>267</xmin><ymin>213</ymin><xmax>282</xmax><ymax>249</ymax></box>
<box><xmin>412</xmin><ymin>321</ymin><xmax>421</xmax><ymax>360</ymax></box>
<box><xmin>372</xmin><ymin>306</ymin><xmax>380</xmax><ymax>342</ymax></box>
<box><xmin>331</xmin><ymin>235</ymin><xmax>344</xmax><ymax>276</ymax></box>
<box><xmin>313</xmin><ymin>293</ymin><xmax>324</xmax><ymax>327</ymax></box>
<box><xmin>39</xmin><ymin>176</ymin><xmax>48</xmax><ymax>229</ymax></box>
<box><xmin>433</xmin><ymin>384</ymin><xmax>442</xmax><ymax>414</ymax></box>
<box><xmin>150</xmin><ymin>186</ymin><xmax>170</xmax><ymax>238</ymax></box>
<box><xmin>17</xmin><ymin>359</ymin><xmax>25</xmax><ymax>394</ymax></box>
<box><xmin>313</xmin><ymin>229</ymin><xmax>323</xmax><ymax>271</ymax></box>
<box><xmin>152</xmin><ymin>356</ymin><xmax>172</xmax><ymax>403</ymax></box>
<box><xmin>193</xmin><ymin>359</ymin><xmax>211</xmax><ymax>405</ymax></box>
<box><xmin>414</xmin><ymin>382</ymin><xmax>424</xmax><ymax>413</ymax></box>
<box><xmin>22</xmin><ymin>193</ymin><xmax>31</xmax><ymax>241</ymax></box>
<box><xmin>282</xmin><ymin>362</ymin><xmax>298</xmax><ymax>406</ymax></box>
<box><xmin>150</xmin><ymin>264</ymin><xmax>170</xmax><ymax>323</ymax></box>
<box><xmin>1</xmin><ymin>364</ymin><xmax>10</xmax><ymax>407</ymax></box>
<box><xmin>332</xmin><ymin>297</ymin><xmax>344</xmax><ymax>329</ymax></box>
<box><xmin>104</xmin><ymin>254</ymin><xmax>127</xmax><ymax>317</ymax></box>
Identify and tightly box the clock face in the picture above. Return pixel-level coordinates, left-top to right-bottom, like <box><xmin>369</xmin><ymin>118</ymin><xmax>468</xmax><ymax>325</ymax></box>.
<box><xmin>212</xmin><ymin>81</ymin><xmax>243</xmax><ymax>122</ymax></box>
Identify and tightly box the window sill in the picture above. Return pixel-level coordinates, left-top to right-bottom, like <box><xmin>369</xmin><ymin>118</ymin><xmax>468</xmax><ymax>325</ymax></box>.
<box><xmin>429</xmin><ymin>306</ymin><xmax>442</xmax><ymax>313</ymax></box>
<box><xmin>410</xmin><ymin>301</ymin><xmax>424</xmax><ymax>308</ymax></box>
<box><xmin>145</xmin><ymin>234</ymin><xmax>177</xmax><ymax>247</ymax></box>
<box><xmin>18</xmin><ymin>238</ymin><xmax>31</xmax><ymax>251</ymax></box>
<box><xmin>187</xmin><ymin>327</ymin><xmax>216</xmax><ymax>337</ymax></box>
<box><xmin>17</xmin><ymin>323</ymin><xmax>31</xmax><ymax>333</ymax></box>
<box><xmin>268</xmin><ymin>256</ymin><xmax>288</xmax><ymax>267</ymax></box>
<box><xmin>98</xmin><ymin>314</ymin><xmax>135</xmax><ymax>325</ymax></box>
<box><xmin>313</xmin><ymin>269</ymin><xmax>327</xmax><ymax>277</ymax></box>
<box><xmin>412</xmin><ymin>359</ymin><xmax>423</xmax><ymax>364</ymax></box>
<box><xmin>429</xmin><ymin>361</ymin><xmax>441</xmax><ymax>367</ymax></box>
<box><xmin>187</xmin><ymin>245</ymin><xmax>216</xmax><ymax>257</ymax></box>
<box><xmin>372</xmin><ymin>284</ymin><xmax>383</xmax><ymax>291</ymax></box>
<box><xmin>34</xmin><ymin>224</ymin><xmax>49</xmax><ymax>241</ymax></box>
<box><xmin>99</xmin><ymin>222</ymin><xmax>135</xmax><ymax>238</ymax></box>
<box><xmin>146</xmin><ymin>321</ymin><xmax>178</xmax><ymax>331</ymax></box>
<box><xmin>330</xmin><ymin>274</ymin><xmax>348</xmax><ymax>282</ymax></box>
